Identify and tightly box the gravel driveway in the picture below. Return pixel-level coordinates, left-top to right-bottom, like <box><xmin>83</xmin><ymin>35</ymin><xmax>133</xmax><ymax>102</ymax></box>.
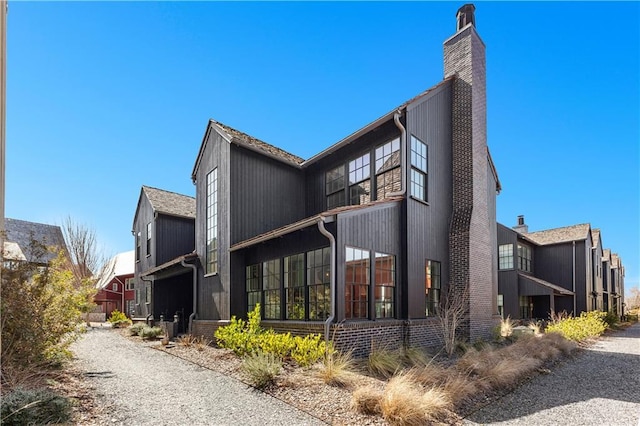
<box><xmin>71</xmin><ymin>328</ymin><xmax>326</xmax><ymax>426</ymax></box>
<box><xmin>465</xmin><ymin>323</ymin><xmax>640</xmax><ymax>426</ymax></box>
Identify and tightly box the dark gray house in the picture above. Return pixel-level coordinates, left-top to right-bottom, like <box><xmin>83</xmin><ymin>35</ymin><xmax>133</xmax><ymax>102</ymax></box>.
<box><xmin>131</xmin><ymin>186</ymin><xmax>196</xmax><ymax>332</ymax></box>
<box><xmin>188</xmin><ymin>4</ymin><xmax>501</xmax><ymax>355</ymax></box>
<box><xmin>498</xmin><ymin>216</ymin><xmax>625</xmax><ymax>320</ymax></box>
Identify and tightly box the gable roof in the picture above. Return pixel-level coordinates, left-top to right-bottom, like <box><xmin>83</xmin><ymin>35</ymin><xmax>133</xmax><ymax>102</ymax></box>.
<box><xmin>591</xmin><ymin>228</ymin><xmax>601</xmax><ymax>249</ymax></box>
<box><xmin>602</xmin><ymin>248</ymin><xmax>611</xmax><ymax>263</ymax></box>
<box><xmin>611</xmin><ymin>253</ymin><xmax>621</xmax><ymax>269</ymax></box>
<box><xmin>142</xmin><ymin>186</ymin><xmax>196</xmax><ymax>219</ymax></box>
<box><xmin>4</xmin><ymin>218</ymin><xmax>67</xmax><ymax>264</ymax></box>
<box><xmin>524</xmin><ymin>223</ymin><xmax>591</xmax><ymax>246</ymax></box>
<box><xmin>95</xmin><ymin>250</ymin><xmax>135</xmax><ymax>289</ymax></box>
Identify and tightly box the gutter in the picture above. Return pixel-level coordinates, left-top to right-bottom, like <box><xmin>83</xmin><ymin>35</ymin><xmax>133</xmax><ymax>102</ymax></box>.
<box><xmin>181</xmin><ymin>259</ymin><xmax>198</xmax><ymax>335</ymax></box>
<box><xmin>139</xmin><ymin>275</ymin><xmax>154</xmax><ymax>324</ymax></box>
<box><xmin>317</xmin><ymin>217</ymin><xmax>336</xmax><ymax>343</ymax></box>
<box><xmin>387</xmin><ymin>109</ymin><xmax>407</xmax><ymax>197</ymax></box>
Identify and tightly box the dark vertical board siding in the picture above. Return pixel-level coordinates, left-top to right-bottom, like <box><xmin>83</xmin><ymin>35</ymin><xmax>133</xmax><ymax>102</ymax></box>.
<box><xmin>487</xmin><ymin>160</ymin><xmax>498</xmax><ymax>313</ymax></box>
<box><xmin>576</xmin><ymin>240</ymin><xmax>588</xmax><ymax>313</ymax></box>
<box><xmin>230</xmin><ymin>145</ymin><xmax>306</xmax><ymax>244</ymax></box>
<box><xmin>133</xmin><ymin>192</ymin><xmax>154</xmax><ymax>318</ymax></box>
<box><xmin>497</xmin><ymin>223</ymin><xmax>519</xmax><ymax>318</ymax></box>
<box><xmin>336</xmin><ymin>203</ymin><xmax>402</xmax><ymax>321</ymax></box>
<box><xmin>194</xmin><ymin>129</ymin><xmax>230</xmax><ymax>320</ymax></box>
<box><xmin>405</xmin><ymin>83</ymin><xmax>453</xmax><ymax>319</ymax></box>
<box><xmin>156</xmin><ymin>215</ymin><xmax>195</xmax><ymax>265</ymax></box>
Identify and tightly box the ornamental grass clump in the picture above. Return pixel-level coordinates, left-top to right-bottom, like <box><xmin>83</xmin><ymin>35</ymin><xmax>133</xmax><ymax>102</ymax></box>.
<box><xmin>318</xmin><ymin>348</ymin><xmax>355</xmax><ymax>387</ymax></box>
<box><xmin>368</xmin><ymin>348</ymin><xmax>405</xmax><ymax>379</ymax></box>
<box><xmin>351</xmin><ymin>385</ymin><xmax>383</xmax><ymax>415</ymax></box>
<box><xmin>241</xmin><ymin>352</ymin><xmax>282</xmax><ymax>389</ymax></box>
<box><xmin>129</xmin><ymin>322</ymin><xmax>146</xmax><ymax>336</ymax></box>
<box><xmin>1</xmin><ymin>387</ymin><xmax>72</xmax><ymax>426</ymax></box>
<box><xmin>140</xmin><ymin>326</ymin><xmax>163</xmax><ymax>340</ymax></box>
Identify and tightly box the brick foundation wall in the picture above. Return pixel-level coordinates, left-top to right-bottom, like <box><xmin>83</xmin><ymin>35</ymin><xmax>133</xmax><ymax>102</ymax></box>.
<box><xmin>192</xmin><ymin>319</ymin><xmax>230</xmax><ymax>339</ymax></box>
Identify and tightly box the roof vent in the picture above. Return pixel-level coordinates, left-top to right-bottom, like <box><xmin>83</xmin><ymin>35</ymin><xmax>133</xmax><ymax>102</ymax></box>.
<box><xmin>456</xmin><ymin>4</ymin><xmax>476</xmax><ymax>31</ymax></box>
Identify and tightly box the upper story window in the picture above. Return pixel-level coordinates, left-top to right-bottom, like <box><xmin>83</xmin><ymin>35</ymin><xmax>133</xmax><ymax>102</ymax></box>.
<box><xmin>206</xmin><ymin>168</ymin><xmax>218</xmax><ymax>275</ymax></box>
<box><xmin>375</xmin><ymin>138</ymin><xmax>401</xmax><ymax>199</ymax></box>
<box><xmin>326</xmin><ymin>166</ymin><xmax>346</xmax><ymax>210</ymax></box>
<box><xmin>125</xmin><ymin>278</ymin><xmax>135</xmax><ymax>290</ymax></box>
<box><xmin>425</xmin><ymin>260</ymin><xmax>441</xmax><ymax>316</ymax></box>
<box><xmin>135</xmin><ymin>232</ymin><xmax>141</xmax><ymax>262</ymax></box>
<box><xmin>348</xmin><ymin>153</ymin><xmax>371</xmax><ymax>206</ymax></box>
<box><xmin>112</xmin><ymin>283</ymin><xmax>118</xmax><ymax>292</ymax></box>
<box><xmin>410</xmin><ymin>135</ymin><xmax>428</xmax><ymax>202</ymax></box>
<box><xmin>517</xmin><ymin>244</ymin><xmax>532</xmax><ymax>273</ymax></box>
<box><xmin>374</xmin><ymin>252</ymin><xmax>395</xmax><ymax>319</ymax></box>
<box><xmin>498</xmin><ymin>244</ymin><xmax>513</xmax><ymax>270</ymax></box>
<box><xmin>146</xmin><ymin>222</ymin><xmax>152</xmax><ymax>257</ymax></box>
<box><xmin>345</xmin><ymin>246</ymin><xmax>370</xmax><ymax>319</ymax></box>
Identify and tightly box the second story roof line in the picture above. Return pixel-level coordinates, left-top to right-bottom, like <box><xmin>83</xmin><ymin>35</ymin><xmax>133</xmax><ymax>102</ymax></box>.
<box><xmin>141</xmin><ymin>186</ymin><xmax>196</xmax><ymax>219</ymax></box>
<box><xmin>524</xmin><ymin>222</ymin><xmax>591</xmax><ymax>246</ymax></box>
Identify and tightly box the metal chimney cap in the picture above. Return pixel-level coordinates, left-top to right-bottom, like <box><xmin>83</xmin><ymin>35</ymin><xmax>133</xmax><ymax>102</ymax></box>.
<box><xmin>456</xmin><ymin>4</ymin><xmax>476</xmax><ymax>31</ymax></box>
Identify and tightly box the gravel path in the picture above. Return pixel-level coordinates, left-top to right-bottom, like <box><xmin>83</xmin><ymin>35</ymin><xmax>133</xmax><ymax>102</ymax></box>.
<box><xmin>71</xmin><ymin>328</ymin><xmax>326</xmax><ymax>426</ymax></box>
<box><xmin>465</xmin><ymin>323</ymin><xmax>640</xmax><ymax>426</ymax></box>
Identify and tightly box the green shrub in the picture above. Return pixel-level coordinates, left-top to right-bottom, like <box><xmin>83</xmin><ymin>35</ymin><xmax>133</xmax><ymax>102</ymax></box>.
<box><xmin>214</xmin><ymin>305</ymin><xmax>262</xmax><ymax>356</ymax></box>
<box><xmin>241</xmin><ymin>352</ymin><xmax>282</xmax><ymax>389</ymax></box>
<box><xmin>626</xmin><ymin>314</ymin><xmax>638</xmax><ymax>323</ymax></box>
<box><xmin>108</xmin><ymin>309</ymin><xmax>132</xmax><ymax>328</ymax></box>
<box><xmin>140</xmin><ymin>326</ymin><xmax>163</xmax><ymax>340</ymax></box>
<box><xmin>130</xmin><ymin>323</ymin><xmax>146</xmax><ymax>336</ymax></box>
<box><xmin>257</xmin><ymin>330</ymin><xmax>296</xmax><ymax>359</ymax></box>
<box><xmin>1</xmin><ymin>387</ymin><xmax>71</xmax><ymax>425</ymax></box>
<box><xmin>546</xmin><ymin>311</ymin><xmax>608</xmax><ymax>341</ymax></box>
<box><xmin>602</xmin><ymin>311</ymin><xmax>619</xmax><ymax>327</ymax></box>
<box><xmin>290</xmin><ymin>334</ymin><xmax>326</xmax><ymax>367</ymax></box>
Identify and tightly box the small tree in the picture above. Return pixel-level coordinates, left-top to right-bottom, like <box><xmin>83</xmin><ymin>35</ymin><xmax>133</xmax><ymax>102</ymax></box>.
<box><xmin>436</xmin><ymin>284</ymin><xmax>468</xmax><ymax>356</ymax></box>
<box><xmin>60</xmin><ymin>216</ymin><xmax>107</xmax><ymax>285</ymax></box>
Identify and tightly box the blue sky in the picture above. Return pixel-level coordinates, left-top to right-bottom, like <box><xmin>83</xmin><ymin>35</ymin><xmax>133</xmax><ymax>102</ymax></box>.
<box><xmin>6</xmin><ymin>2</ymin><xmax>639</xmax><ymax>295</ymax></box>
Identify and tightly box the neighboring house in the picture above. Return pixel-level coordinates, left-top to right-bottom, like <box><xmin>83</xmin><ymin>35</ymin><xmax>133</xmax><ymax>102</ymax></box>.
<box><xmin>185</xmin><ymin>4</ymin><xmax>501</xmax><ymax>356</ymax></box>
<box><xmin>610</xmin><ymin>253</ymin><xmax>625</xmax><ymax>317</ymax></box>
<box><xmin>93</xmin><ymin>250</ymin><xmax>135</xmax><ymax>318</ymax></box>
<box><xmin>131</xmin><ymin>185</ymin><xmax>196</xmax><ymax>333</ymax></box>
<box><xmin>497</xmin><ymin>215</ymin><xmax>625</xmax><ymax>320</ymax></box>
<box><xmin>3</xmin><ymin>218</ymin><xmax>67</xmax><ymax>267</ymax></box>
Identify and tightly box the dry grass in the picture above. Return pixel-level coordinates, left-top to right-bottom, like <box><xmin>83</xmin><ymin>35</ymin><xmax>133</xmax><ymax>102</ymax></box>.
<box><xmin>481</xmin><ymin>357</ymin><xmax>542</xmax><ymax>389</ymax></box>
<box><xmin>379</xmin><ymin>372</ymin><xmax>452</xmax><ymax>426</ymax></box>
<box><xmin>368</xmin><ymin>348</ymin><xmax>404</xmax><ymax>379</ymax></box>
<box><xmin>409</xmin><ymin>364</ymin><xmax>448</xmax><ymax>388</ymax></box>
<box><xmin>403</xmin><ymin>347</ymin><xmax>433</xmax><ymax>368</ymax></box>
<box><xmin>177</xmin><ymin>334</ymin><xmax>198</xmax><ymax>347</ymax></box>
<box><xmin>317</xmin><ymin>350</ymin><xmax>356</xmax><ymax>388</ymax></box>
<box><xmin>351</xmin><ymin>385</ymin><xmax>383</xmax><ymax>415</ymax></box>
<box><xmin>543</xmin><ymin>332</ymin><xmax>578</xmax><ymax>355</ymax></box>
<box><xmin>499</xmin><ymin>316</ymin><xmax>514</xmax><ymax>338</ymax></box>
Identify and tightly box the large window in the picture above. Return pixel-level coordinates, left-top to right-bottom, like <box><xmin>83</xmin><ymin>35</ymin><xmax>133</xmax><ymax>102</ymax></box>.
<box><xmin>146</xmin><ymin>222</ymin><xmax>152</xmax><ymax>257</ymax></box>
<box><xmin>348</xmin><ymin>153</ymin><xmax>371</xmax><ymax>205</ymax></box>
<box><xmin>410</xmin><ymin>135</ymin><xmax>428</xmax><ymax>201</ymax></box>
<box><xmin>307</xmin><ymin>247</ymin><xmax>331</xmax><ymax>320</ymax></box>
<box><xmin>345</xmin><ymin>247</ymin><xmax>370</xmax><ymax>319</ymax></box>
<box><xmin>326</xmin><ymin>166</ymin><xmax>346</xmax><ymax>210</ymax></box>
<box><xmin>425</xmin><ymin>260</ymin><xmax>441</xmax><ymax>316</ymax></box>
<box><xmin>375</xmin><ymin>138</ymin><xmax>401</xmax><ymax>199</ymax></box>
<box><xmin>246</xmin><ymin>264</ymin><xmax>261</xmax><ymax>314</ymax></box>
<box><xmin>517</xmin><ymin>244</ymin><xmax>532</xmax><ymax>272</ymax></box>
<box><xmin>374</xmin><ymin>252</ymin><xmax>395</xmax><ymax>318</ymax></box>
<box><xmin>263</xmin><ymin>259</ymin><xmax>281</xmax><ymax>319</ymax></box>
<box><xmin>498</xmin><ymin>244</ymin><xmax>514</xmax><ymax>270</ymax></box>
<box><xmin>285</xmin><ymin>254</ymin><xmax>305</xmax><ymax>320</ymax></box>
<box><xmin>206</xmin><ymin>168</ymin><xmax>218</xmax><ymax>275</ymax></box>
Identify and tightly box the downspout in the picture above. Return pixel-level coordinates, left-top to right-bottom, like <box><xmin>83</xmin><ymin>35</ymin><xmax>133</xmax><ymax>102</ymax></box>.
<box><xmin>572</xmin><ymin>241</ymin><xmax>576</xmax><ymax>316</ymax></box>
<box><xmin>318</xmin><ymin>217</ymin><xmax>336</xmax><ymax>343</ymax></box>
<box><xmin>388</xmin><ymin>109</ymin><xmax>407</xmax><ymax>197</ymax></box>
<box><xmin>181</xmin><ymin>259</ymin><xmax>198</xmax><ymax>335</ymax></box>
<box><xmin>140</xmin><ymin>275</ymin><xmax>154</xmax><ymax>324</ymax></box>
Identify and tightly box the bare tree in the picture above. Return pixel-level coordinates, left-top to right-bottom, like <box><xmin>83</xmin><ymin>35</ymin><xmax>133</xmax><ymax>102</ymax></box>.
<box><xmin>627</xmin><ymin>287</ymin><xmax>640</xmax><ymax>311</ymax></box>
<box><xmin>60</xmin><ymin>216</ymin><xmax>107</xmax><ymax>285</ymax></box>
<box><xmin>436</xmin><ymin>284</ymin><xmax>469</xmax><ymax>356</ymax></box>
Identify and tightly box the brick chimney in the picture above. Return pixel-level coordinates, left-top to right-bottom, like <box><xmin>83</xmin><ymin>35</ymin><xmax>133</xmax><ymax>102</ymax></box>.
<box><xmin>445</xmin><ymin>4</ymin><xmax>498</xmax><ymax>342</ymax></box>
<box><xmin>513</xmin><ymin>215</ymin><xmax>529</xmax><ymax>234</ymax></box>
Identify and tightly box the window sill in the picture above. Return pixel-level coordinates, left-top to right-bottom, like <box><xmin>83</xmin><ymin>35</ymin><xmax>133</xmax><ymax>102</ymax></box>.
<box><xmin>409</xmin><ymin>195</ymin><xmax>429</xmax><ymax>206</ymax></box>
<box><xmin>204</xmin><ymin>272</ymin><xmax>219</xmax><ymax>278</ymax></box>
<box><xmin>146</xmin><ymin>255</ymin><xmax>151</xmax><ymax>258</ymax></box>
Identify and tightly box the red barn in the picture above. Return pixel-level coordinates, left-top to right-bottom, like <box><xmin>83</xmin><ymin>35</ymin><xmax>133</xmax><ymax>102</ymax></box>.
<box><xmin>94</xmin><ymin>250</ymin><xmax>135</xmax><ymax>318</ymax></box>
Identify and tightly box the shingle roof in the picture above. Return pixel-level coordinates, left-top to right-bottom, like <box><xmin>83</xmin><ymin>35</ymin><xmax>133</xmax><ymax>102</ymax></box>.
<box><xmin>524</xmin><ymin>223</ymin><xmax>590</xmax><ymax>246</ymax></box>
<box><xmin>611</xmin><ymin>253</ymin><xmax>621</xmax><ymax>268</ymax></box>
<box><xmin>142</xmin><ymin>186</ymin><xmax>196</xmax><ymax>219</ymax></box>
<box><xmin>4</xmin><ymin>218</ymin><xmax>67</xmax><ymax>264</ymax></box>
<box><xmin>95</xmin><ymin>250</ymin><xmax>135</xmax><ymax>289</ymax></box>
<box><xmin>591</xmin><ymin>228</ymin><xmax>601</xmax><ymax>248</ymax></box>
<box><xmin>602</xmin><ymin>248</ymin><xmax>611</xmax><ymax>262</ymax></box>
<box><xmin>212</xmin><ymin>120</ymin><xmax>304</xmax><ymax>166</ymax></box>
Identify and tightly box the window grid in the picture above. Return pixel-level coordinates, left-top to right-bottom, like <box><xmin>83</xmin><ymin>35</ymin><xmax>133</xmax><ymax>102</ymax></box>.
<box><xmin>326</xmin><ymin>166</ymin><xmax>346</xmax><ymax>210</ymax></box>
<box><xmin>376</xmin><ymin>167</ymin><xmax>402</xmax><ymax>199</ymax></box>
<box><xmin>135</xmin><ymin>232</ymin><xmax>141</xmax><ymax>262</ymax></box>
<box><xmin>425</xmin><ymin>260</ymin><xmax>441</xmax><ymax>317</ymax></box>
<box><xmin>285</xmin><ymin>254</ymin><xmax>305</xmax><ymax>320</ymax></box>
<box><xmin>262</xmin><ymin>259</ymin><xmax>281</xmax><ymax>319</ymax></box>
<box><xmin>374</xmin><ymin>252</ymin><xmax>395</xmax><ymax>319</ymax></box>
<box><xmin>349</xmin><ymin>153</ymin><xmax>371</xmax><ymax>205</ymax></box>
<box><xmin>307</xmin><ymin>247</ymin><xmax>331</xmax><ymax>320</ymax></box>
<box><xmin>206</xmin><ymin>169</ymin><xmax>218</xmax><ymax>275</ymax></box>
<box><xmin>410</xmin><ymin>135</ymin><xmax>428</xmax><ymax>201</ymax></box>
<box><xmin>246</xmin><ymin>264</ymin><xmax>261</xmax><ymax>314</ymax></box>
<box><xmin>518</xmin><ymin>244</ymin><xmax>532</xmax><ymax>272</ymax></box>
<box><xmin>498</xmin><ymin>244</ymin><xmax>514</xmax><ymax>270</ymax></box>
<box><xmin>345</xmin><ymin>247</ymin><xmax>370</xmax><ymax>319</ymax></box>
